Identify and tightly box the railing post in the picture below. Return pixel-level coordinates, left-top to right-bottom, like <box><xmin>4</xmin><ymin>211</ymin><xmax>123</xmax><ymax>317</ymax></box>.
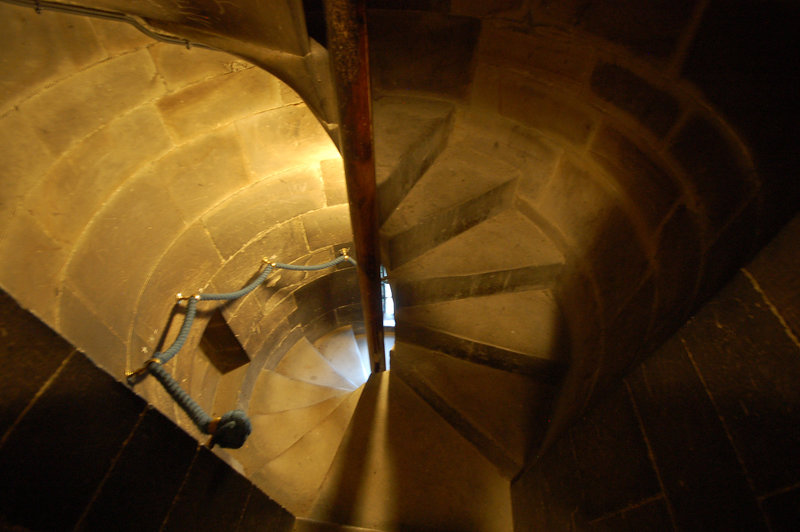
<box><xmin>324</xmin><ymin>0</ymin><xmax>385</xmax><ymax>372</ymax></box>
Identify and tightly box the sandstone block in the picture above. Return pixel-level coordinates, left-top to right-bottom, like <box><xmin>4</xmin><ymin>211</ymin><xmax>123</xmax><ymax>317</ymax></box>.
<box><xmin>21</xmin><ymin>49</ymin><xmax>164</xmax><ymax>155</ymax></box>
<box><xmin>302</xmin><ymin>205</ymin><xmax>353</xmax><ymax>252</ymax></box>
<box><xmin>157</xmin><ymin>67</ymin><xmax>282</xmax><ymax>141</ymax></box>
<box><xmin>90</xmin><ymin>18</ymin><xmax>153</xmax><ymax>56</ymax></box>
<box><xmin>204</xmin><ymin>166</ymin><xmax>324</xmax><ymax>259</ymax></box>
<box><xmin>320</xmin><ymin>158</ymin><xmax>347</xmax><ymax>206</ymax></box>
<box><xmin>149</xmin><ymin>42</ymin><xmax>248</xmax><ymax>91</ymax></box>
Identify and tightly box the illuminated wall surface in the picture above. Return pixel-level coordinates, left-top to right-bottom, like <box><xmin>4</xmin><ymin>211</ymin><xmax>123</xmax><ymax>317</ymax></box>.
<box><xmin>0</xmin><ymin>1</ymin><xmax>798</xmax><ymax>530</ymax></box>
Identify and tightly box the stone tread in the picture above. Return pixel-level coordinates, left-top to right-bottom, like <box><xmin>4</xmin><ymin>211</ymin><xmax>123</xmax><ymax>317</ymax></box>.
<box><xmin>390</xmin><ymin>209</ymin><xmax>564</xmax><ymax>279</ymax></box>
<box><xmin>380</xmin><ymin>139</ymin><xmax>520</xmax><ymax>237</ymax></box>
<box><xmin>391</xmin><ymin>341</ymin><xmax>555</xmax><ymax>477</ymax></box>
<box><xmin>397</xmin><ymin>289</ymin><xmax>564</xmax><ymax>360</ymax></box>
<box><xmin>372</xmin><ymin>96</ymin><xmax>455</xmax><ymax>187</ymax></box>
<box><xmin>249</xmin><ymin>370</ymin><xmax>350</xmax><ymax>415</ymax></box>
<box><xmin>252</xmin><ymin>385</ymin><xmax>365</xmax><ymax>517</ymax></box>
<box><xmin>313</xmin><ymin>326</ymin><xmax>368</xmax><ymax>385</ymax></box>
<box><xmin>309</xmin><ymin>372</ymin><xmax>513</xmax><ymax>532</ymax></box>
<box><xmin>293</xmin><ymin>519</ymin><xmax>384</xmax><ymax>532</ymax></box>
<box><xmin>243</xmin><ymin>393</ymin><xmax>351</xmax><ymax>465</ymax></box>
<box><xmin>276</xmin><ymin>336</ymin><xmax>358</xmax><ymax>390</ymax></box>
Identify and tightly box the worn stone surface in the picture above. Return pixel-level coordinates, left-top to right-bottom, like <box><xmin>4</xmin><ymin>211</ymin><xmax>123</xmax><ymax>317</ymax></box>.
<box><xmin>0</xmin><ymin>110</ymin><xmax>56</xmax><ymax>236</ymax></box>
<box><xmin>236</xmin><ymin>104</ymin><xmax>338</xmax><ymax>178</ymax></box>
<box><xmin>0</xmin><ymin>5</ymin><xmax>104</xmax><ymax>112</ymax></box>
<box><xmin>59</xmin><ymin>287</ymin><xmax>127</xmax><ymax>378</ymax></box>
<box><xmin>626</xmin><ymin>336</ymin><xmax>767</xmax><ymax>531</ymax></box>
<box><xmin>78</xmin><ymin>408</ymin><xmax>197</xmax><ymax>532</ymax></box>
<box><xmin>149</xmin><ymin>43</ymin><xmax>249</xmax><ymax>91</ymax></box>
<box><xmin>746</xmin><ymin>214</ymin><xmax>800</xmax><ymax>338</ymax></box>
<box><xmin>150</xmin><ymin>126</ymin><xmax>252</xmax><ymax>221</ymax></box>
<box><xmin>590</xmin><ymin>63</ymin><xmax>680</xmax><ymax>137</ymax></box>
<box><xmin>157</xmin><ymin>67</ymin><xmax>283</xmax><ymax>141</ymax></box>
<box><xmin>478</xmin><ymin>23</ymin><xmax>593</xmax><ymax>86</ymax></box>
<box><xmin>591</xmin><ymin>125</ymin><xmax>680</xmax><ymax>231</ymax></box>
<box><xmin>320</xmin><ymin>158</ymin><xmax>347</xmax><ymax>206</ymax></box>
<box><xmin>204</xmin><ymin>168</ymin><xmax>324</xmax><ymax>259</ymax></box>
<box><xmin>368</xmin><ymin>10</ymin><xmax>480</xmax><ymax>99</ymax></box>
<box><xmin>64</xmin><ymin>172</ymin><xmax>185</xmax><ymax>338</ymax></box>
<box><xmin>90</xmin><ymin>17</ymin><xmax>153</xmax><ymax>56</ymax></box>
<box><xmin>681</xmin><ymin>274</ymin><xmax>800</xmax><ymax>495</ymax></box>
<box><xmin>20</xmin><ymin>49</ymin><xmax>164</xmax><ymax>154</ymax></box>
<box><xmin>0</xmin><ymin>290</ymin><xmax>74</xmax><ymax>437</ymax></box>
<box><xmin>0</xmin><ymin>210</ymin><xmax>68</xmax><ymax>326</ymax></box>
<box><xmin>499</xmin><ymin>75</ymin><xmax>596</xmax><ymax>146</ymax></box>
<box><xmin>670</xmin><ymin>114</ymin><xmax>755</xmax><ymax>230</ymax></box>
<box><xmin>302</xmin><ymin>204</ymin><xmax>353</xmax><ymax>252</ymax></box>
<box><xmin>163</xmin><ymin>446</ymin><xmax>252</xmax><ymax>532</ymax></box>
<box><xmin>528</xmin><ymin>0</ymin><xmax>697</xmax><ymax>61</ymax></box>
<box><xmin>26</xmin><ymin>104</ymin><xmax>172</xmax><ymax>246</ymax></box>
<box><xmin>0</xmin><ymin>353</ymin><xmax>145</xmax><ymax>531</ymax></box>
<box><xmin>237</xmin><ymin>484</ymin><xmax>294</xmax><ymax>532</ymax></box>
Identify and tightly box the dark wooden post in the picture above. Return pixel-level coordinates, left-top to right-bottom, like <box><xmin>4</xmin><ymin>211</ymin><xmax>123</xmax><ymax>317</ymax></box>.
<box><xmin>324</xmin><ymin>0</ymin><xmax>385</xmax><ymax>372</ymax></box>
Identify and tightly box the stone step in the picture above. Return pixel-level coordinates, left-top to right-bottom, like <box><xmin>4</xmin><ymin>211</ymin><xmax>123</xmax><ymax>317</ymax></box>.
<box><xmin>314</xmin><ymin>326</ymin><xmax>369</xmax><ymax>386</ymax></box>
<box><xmin>251</xmin><ymin>385</ymin><xmax>365</xmax><ymax>517</ymax></box>
<box><xmin>391</xmin><ymin>342</ymin><xmax>556</xmax><ymax>478</ymax></box>
<box><xmin>293</xmin><ymin>519</ymin><xmax>384</xmax><ymax>532</ymax></box>
<box><xmin>241</xmin><ymin>393</ymin><xmax>350</xmax><ymax>466</ymax></box>
<box><xmin>397</xmin><ymin>290</ymin><xmax>566</xmax><ymax>365</ymax></box>
<box><xmin>309</xmin><ymin>372</ymin><xmax>513</xmax><ymax>531</ymax></box>
<box><xmin>372</xmin><ymin>96</ymin><xmax>455</xmax><ymax>224</ymax></box>
<box><xmin>389</xmin><ymin>209</ymin><xmax>564</xmax><ymax>306</ymax></box>
<box><xmin>249</xmin><ymin>370</ymin><xmax>350</xmax><ymax>415</ymax></box>
<box><xmin>276</xmin><ymin>336</ymin><xmax>358</xmax><ymax>390</ymax></box>
<box><xmin>353</xmin><ymin>331</ymin><xmax>396</xmax><ymax>374</ymax></box>
<box><xmin>381</xmin><ymin>141</ymin><xmax>520</xmax><ymax>267</ymax></box>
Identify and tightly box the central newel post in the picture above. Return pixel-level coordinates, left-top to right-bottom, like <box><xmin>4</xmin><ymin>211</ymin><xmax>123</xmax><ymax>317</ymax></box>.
<box><xmin>324</xmin><ymin>0</ymin><xmax>385</xmax><ymax>372</ymax></box>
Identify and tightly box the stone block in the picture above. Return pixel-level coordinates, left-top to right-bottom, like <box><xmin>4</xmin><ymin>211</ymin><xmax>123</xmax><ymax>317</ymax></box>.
<box><xmin>237</xmin><ymin>485</ymin><xmax>294</xmax><ymax>532</ymax></box>
<box><xmin>0</xmin><ymin>352</ymin><xmax>145</xmax><ymax>531</ymax></box>
<box><xmin>653</xmin><ymin>204</ymin><xmax>703</xmax><ymax>323</ymax></box>
<box><xmin>90</xmin><ymin>17</ymin><xmax>153</xmax><ymax>56</ymax></box>
<box><xmin>470</xmin><ymin>63</ymin><xmax>502</xmax><ymax>112</ymax></box>
<box><xmin>368</xmin><ymin>10</ymin><xmax>480</xmax><ymax>99</ymax></box>
<box><xmin>591</xmin><ymin>125</ymin><xmax>679</xmax><ymax>231</ymax></box>
<box><xmin>591</xmin><ymin>63</ymin><xmax>680</xmax><ymax>137</ymax></box>
<box><xmin>157</xmin><ymin>67</ymin><xmax>283</xmax><ymax>141</ymax></box>
<box><xmin>148</xmin><ymin>127</ymin><xmax>251</xmax><ymax>221</ymax></box>
<box><xmin>626</xmin><ymin>335</ymin><xmax>767</xmax><ymax>531</ymax></box>
<box><xmin>763</xmin><ymin>486</ymin><xmax>800</xmax><ymax>532</ymax></box>
<box><xmin>236</xmin><ymin>104</ymin><xmax>339</xmax><ymax>178</ymax></box>
<box><xmin>499</xmin><ymin>75</ymin><xmax>596</xmax><ymax>146</ymax></box>
<box><xmin>0</xmin><ymin>210</ymin><xmax>68</xmax><ymax>326</ymax></box>
<box><xmin>745</xmin><ymin>214</ymin><xmax>800</xmax><ymax>338</ymax></box>
<box><xmin>0</xmin><ymin>110</ymin><xmax>56</xmax><ymax>235</ymax></box>
<box><xmin>681</xmin><ymin>274</ymin><xmax>800</xmax><ymax>495</ymax></box>
<box><xmin>478</xmin><ymin>23</ymin><xmax>593</xmax><ymax>85</ymax></box>
<box><xmin>162</xmin><ymin>447</ymin><xmax>251</xmax><ymax>531</ymax></box>
<box><xmin>0</xmin><ymin>5</ymin><xmax>104</xmax><ymax>112</ymax></box>
<box><xmin>213</xmin><ymin>364</ymin><xmax>248</xmax><ymax>417</ymax></box>
<box><xmin>569</xmin><ymin>385</ymin><xmax>660</xmax><ymax>520</ymax></box>
<box><xmin>21</xmin><ymin>49</ymin><xmax>164</xmax><ymax>154</ymax></box>
<box><xmin>204</xmin><ymin>167</ymin><xmax>324</xmax><ymax>259</ymax></box>
<box><xmin>59</xmin><ymin>287</ymin><xmax>127</xmax><ymax>378</ymax></box>
<box><xmin>133</xmin><ymin>222</ymin><xmax>224</xmax><ymax>348</ymax></box>
<box><xmin>320</xmin><ymin>158</ymin><xmax>347</xmax><ymax>206</ymax></box>
<box><xmin>535</xmin><ymin>158</ymin><xmax>615</xmax><ymax>250</ymax></box>
<box><xmin>302</xmin><ymin>205</ymin><xmax>352</xmax><ymax>251</ymax></box>
<box><xmin>0</xmin><ymin>289</ymin><xmax>74</xmax><ymax>438</ymax></box>
<box><xmin>528</xmin><ymin>0</ymin><xmax>697</xmax><ymax>61</ymax></box>
<box><xmin>670</xmin><ymin>114</ymin><xmax>756</xmax><ymax>230</ymax></box>
<box><xmin>149</xmin><ymin>42</ymin><xmax>249</xmax><ymax>91</ymax></box>
<box><xmin>210</xmin><ymin>220</ymin><xmax>309</xmax><ymax>304</ymax></box>
<box><xmin>78</xmin><ymin>407</ymin><xmax>197</xmax><ymax>532</ymax></box>
<box><xmin>26</xmin><ymin>104</ymin><xmax>172</xmax><ymax>246</ymax></box>
<box><xmin>586</xmin><ymin>497</ymin><xmax>672</xmax><ymax>531</ymax></box>
<box><xmin>64</xmin><ymin>172</ymin><xmax>185</xmax><ymax>338</ymax></box>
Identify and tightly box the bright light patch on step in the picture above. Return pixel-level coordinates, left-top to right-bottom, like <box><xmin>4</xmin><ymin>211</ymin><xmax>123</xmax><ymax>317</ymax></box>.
<box><xmin>381</xmin><ymin>266</ymin><xmax>395</xmax><ymax>327</ymax></box>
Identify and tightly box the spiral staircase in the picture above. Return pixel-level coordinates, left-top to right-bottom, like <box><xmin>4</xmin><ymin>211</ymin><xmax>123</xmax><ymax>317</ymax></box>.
<box><xmin>1</xmin><ymin>1</ymin><xmax>789</xmax><ymax>531</ymax></box>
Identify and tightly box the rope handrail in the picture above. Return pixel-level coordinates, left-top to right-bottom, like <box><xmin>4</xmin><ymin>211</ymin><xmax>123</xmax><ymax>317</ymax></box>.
<box><xmin>126</xmin><ymin>249</ymin><xmax>356</xmax><ymax>448</ymax></box>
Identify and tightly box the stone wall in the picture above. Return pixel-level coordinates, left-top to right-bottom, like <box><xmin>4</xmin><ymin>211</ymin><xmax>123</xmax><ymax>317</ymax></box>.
<box><xmin>511</xmin><ymin>214</ymin><xmax>800</xmax><ymax>531</ymax></box>
<box><xmin>0</xmin><ymin>289</ymin><xmax>293</xmax><ymax>531</ymax></box>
